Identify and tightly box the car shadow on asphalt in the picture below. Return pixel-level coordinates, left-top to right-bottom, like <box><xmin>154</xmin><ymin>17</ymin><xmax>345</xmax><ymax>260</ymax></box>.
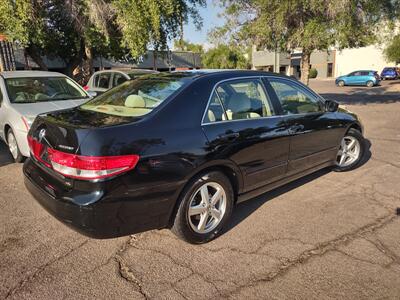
<box><xmin>0</xmin><ymin>141</ymin><xmax>14</xmax><ymax>167</ymax></box>
<box><xmin>225</xmin><ymin>139</ymin><xmax>372</xmax><ymax>234</ymax></box>
<box><xmin>320</xmin><ymin>85</ymin><xmax>400</xmax><ymax>105</ymax></box>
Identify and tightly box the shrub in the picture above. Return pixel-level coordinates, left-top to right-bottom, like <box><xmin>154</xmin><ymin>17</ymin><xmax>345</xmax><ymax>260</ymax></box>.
<box><xmin>309</xmin><ymin>68</ymin><xmax>318</xmax><ymax>78</ymax></box>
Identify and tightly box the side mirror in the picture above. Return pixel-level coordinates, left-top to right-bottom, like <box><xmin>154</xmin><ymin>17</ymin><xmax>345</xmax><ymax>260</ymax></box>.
<box><xmin>325</xmin><ymin>99</ymin><xmax>339</xmax><ymax>112</ymax></box>
<box><xmin>87</xmin><ymin>91</ymin><xmax>97</xmax><ymax>98</ymax></box>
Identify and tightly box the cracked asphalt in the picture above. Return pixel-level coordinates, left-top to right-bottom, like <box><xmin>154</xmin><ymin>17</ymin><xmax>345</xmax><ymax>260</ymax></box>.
<box><xmin>1</xmin><ymin>79</ymin><xmax>399</xmax><ymax>299</ymax></box>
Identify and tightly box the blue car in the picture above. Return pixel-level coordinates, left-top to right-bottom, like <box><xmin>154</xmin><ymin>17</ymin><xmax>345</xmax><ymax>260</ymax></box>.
<box><xmin>336</xmin><ymin>70</ymin><xmax>380</xmax><ymax>87</ymax></box>
<box><xmin>380</xmin><ymin>67</ymin><xmax>399</xmax><ymax>80</ymax></box>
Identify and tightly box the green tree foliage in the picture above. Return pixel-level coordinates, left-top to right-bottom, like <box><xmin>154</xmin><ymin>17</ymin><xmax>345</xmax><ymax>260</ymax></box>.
<box><xmin>112</xmin><ymin>0</ymin><xmax>205</xmax><ymax>58</ymax></box>
<box><xmin>214</xmin><ymin>0</ymin><xmax>400</xmax><ymax>84</ymax></box>
<box><xmin>0</xmin><ymin>0</ymin><xmax>205</xmax><ymax>80</ymax></box>
<box><xmin>384</xmin><ymin>35</ymin><xmax>400</xmax><ymax>63</ymax></box>
<box><xmin>202</xmin><ymin>44</ymin><xmax>250</xmax><ymax>69</ymax></box>
<box><xmin>174</xmin><ymin>39</ymin><xmax>204</xmax><ymax>53</ymax></box>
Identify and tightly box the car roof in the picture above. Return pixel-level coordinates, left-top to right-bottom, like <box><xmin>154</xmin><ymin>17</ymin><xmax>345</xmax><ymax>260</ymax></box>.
<box><xmin>173</xmin><ymin>69</ymin><xmax>289</xmax><ymax>80</ymax></box>
<box><xmin>0</xmin><ymin>70</ymin><xmax>66</xmax><ymax>79</ymax></box>
<box><xmin>351</xmin><ymin>70</ymin><xmax>376</xmax><ymax>73</ymax></box>
<box><xmin>92</xmin><ymin>69</ymin><xmax>158</xmax><ymax>75</ymax></box>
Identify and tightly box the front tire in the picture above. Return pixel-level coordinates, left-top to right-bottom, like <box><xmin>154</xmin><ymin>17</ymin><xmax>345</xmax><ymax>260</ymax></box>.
<box><xmin>333</xmin><ymin>128</ymin><xmax>365</xmax><ymax>172</ymax></box>
<box><xmin>171</xmin><ymin>171</ymin><xmax>234</xmax><ymax>244</ymax></box>
<box><xmin>366</xmin><ymin>81</ymin><xmax>374</xmax><ymax>87</ymax></box>
<box><xmin>7</xmin><ymin>129</ymin><xmax>24</xmax><ymax>163</ymax></box>
<box><xmin>337</xmin><ymin>80</ymin><xmax>345</xmax><ymax>87</ymax></box>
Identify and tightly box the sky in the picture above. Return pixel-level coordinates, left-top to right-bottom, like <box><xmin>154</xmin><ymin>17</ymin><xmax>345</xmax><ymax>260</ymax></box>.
<box><xmin>182</xmin><ymin>0</ymin><xmax>224</xmax><ymax>48</ymax></box>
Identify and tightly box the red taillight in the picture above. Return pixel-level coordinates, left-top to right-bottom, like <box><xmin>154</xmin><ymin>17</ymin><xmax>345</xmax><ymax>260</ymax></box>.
<box><xmin>28</xmin><ymin>136</ymin><xmax>51</xmax><ymax>167</ymax></box>
<box><xmin>28</xmin><ymin>136</ymin><xmax>139</xmax><ymax>180</ymax></box>
<box><xmin>47</xmin><ymin>148</ymin><xmax>139</xmax><ymax>180</ymax></box>
<box><xmin>83</xmin><ymin>85</ymin><xmax>89</xmax><ymax>91</ymax></box>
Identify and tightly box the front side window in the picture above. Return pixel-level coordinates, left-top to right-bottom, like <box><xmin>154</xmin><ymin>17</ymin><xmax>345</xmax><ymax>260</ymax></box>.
<box><xmin>81</xmin><ymin>74</ymin><xmax>191</xmax><ymax>117</ymax></box>
<box><xmin>204</xmin><ymin>79</ymin><xmax>274</xmax><ymax>123</ymax></box>
<box><xmin>5</xmin><ymin>77</ymin><xmax>89</xmax><ymax>103</ymax></box>
<box><xmin>269</xmin><ymin>78</ymin><xmax>322</xmax><ymax>115</ymax></box>
<box><xmin>112</xmin><ymin>73</ymin><xmax>128</xmax><ymax>87</ymax></box>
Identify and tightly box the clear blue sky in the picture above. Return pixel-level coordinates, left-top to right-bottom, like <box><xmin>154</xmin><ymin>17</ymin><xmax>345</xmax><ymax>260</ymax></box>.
<box><xmin>183</xmin><ymin>0</ymin><xmax>224</xmax><ymax>46</ymax></box>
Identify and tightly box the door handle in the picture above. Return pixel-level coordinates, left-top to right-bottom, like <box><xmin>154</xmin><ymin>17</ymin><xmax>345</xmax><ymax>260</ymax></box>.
<box><xmin>289</xmin><ymin>124</ymin><xmax>304</xmax><ymax>134</ymax></box>
<box><xmin>219</xmin><ymin>132</ymin><xmax>240</xmax><ymax>141</ymax></box>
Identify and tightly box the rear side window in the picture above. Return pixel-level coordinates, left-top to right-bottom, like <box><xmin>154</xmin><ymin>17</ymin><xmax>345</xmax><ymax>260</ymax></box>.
<box><xmin>361</xmin><ymin>71</ymin><xmax>369</xmax><ymax>76</ymax></box>
<box><xmin>94</xmin><ymin>73</ymin><xmax>111</xmax><ymax>89</ymax></box>
<box><xmin>81</xmin><ymin>74</ymin><xmax>191</xmax><ymax>117</ymax></box>
<box><xmin>203</xmin><ymin>92</ymin><xmax>226</xmax><ymax>123</ymax></box>
<box><xmin>269</xmin><ymin>78</ymin><xmax>322</xmax><ymax>115</ymax></box>
<box><xmin>203</xmin><ymin>79</ymin><xmax>275</xmax><ymax>123</ymax></box>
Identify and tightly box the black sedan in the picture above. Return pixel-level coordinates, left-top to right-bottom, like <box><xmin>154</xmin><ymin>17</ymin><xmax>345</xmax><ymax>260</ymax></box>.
<box><xmin>23</xmin><ymin>70</ymin><xmax>365</xmax><ymax>244</ymax></box>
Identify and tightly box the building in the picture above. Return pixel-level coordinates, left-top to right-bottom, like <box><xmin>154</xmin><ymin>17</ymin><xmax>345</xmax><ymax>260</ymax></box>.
<box><xmin>12</xmin><ymin>48</ymin><xmax>202</xmax><ymax>73</ymax></box>
<box><xmin>252</xmin><ymin>45</ymin><xmax>397</xmax><ymax>78</ymax></box>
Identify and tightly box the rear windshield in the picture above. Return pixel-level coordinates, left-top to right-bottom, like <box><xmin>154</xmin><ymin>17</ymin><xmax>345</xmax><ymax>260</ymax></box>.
<box><xmin>5</xmin><ymin>77</ymin><xmax>89</xmax><ymax>103</ymax></box>
<box><xmin>81</xmin><ymin>74</ymin><xmax>191</xmax><ymax>117</ymax></box>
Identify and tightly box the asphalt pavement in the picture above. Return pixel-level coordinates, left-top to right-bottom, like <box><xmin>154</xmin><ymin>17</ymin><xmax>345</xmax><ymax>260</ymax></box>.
<box><xmin>1</xmin><ymin>79</ymin><xmax>399</xmax><ymax>299</ymax></box>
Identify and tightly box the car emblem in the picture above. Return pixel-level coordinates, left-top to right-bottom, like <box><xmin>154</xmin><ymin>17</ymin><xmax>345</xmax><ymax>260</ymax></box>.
<box><xmin>38</xmin><ymin>129</ymin><xmax>46</xmax><ymax>142</ymax></box>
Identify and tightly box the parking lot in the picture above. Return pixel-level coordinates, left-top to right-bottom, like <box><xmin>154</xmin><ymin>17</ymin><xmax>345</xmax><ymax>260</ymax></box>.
<box><xmin>1</xmin><ymin>79</ymin><xmax>399</xmax><ymax>299</ymax></box>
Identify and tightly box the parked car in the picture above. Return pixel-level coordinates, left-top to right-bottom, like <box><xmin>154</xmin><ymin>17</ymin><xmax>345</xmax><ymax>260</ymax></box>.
<box><xmin>24</xmin><ymin>70</ymin><xmax>365</xmax><ymax>244</ymax></box>
<box><xmin>0</xmin><ymin>71</ymin><xmax>92</xmax><ymax>162</ymax></box>
<box><xmin>335</xmin><ymin>70</ymin><xmax>380</xmax><ymax>87</ymax></box>
<box><xmin>84</xmin><ymin>69</ymin><xmax>159</xmax><ymax>95</ymax></box>
<box><xmin>380</xmin><ymin>67</ymin><xmax>399</xmax><ymax>80</ymax></box>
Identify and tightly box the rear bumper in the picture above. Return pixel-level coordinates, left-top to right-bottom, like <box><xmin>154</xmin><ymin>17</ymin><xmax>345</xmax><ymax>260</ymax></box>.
<box><xmin>381</xmin><ymin>74</ymin><xmax>397</xmax><ymax>79</ymax></box>
<box><xmin>23</xmin><ymin>158</ymin><xmax>178</xmax><ymax>238</ymax></box>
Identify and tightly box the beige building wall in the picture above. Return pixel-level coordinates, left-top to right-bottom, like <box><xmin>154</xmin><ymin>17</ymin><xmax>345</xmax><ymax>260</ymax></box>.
<box><xmin>335</xmin><ymin>45</ymin><xmax>396</xmax><ymax>77</ymax></box>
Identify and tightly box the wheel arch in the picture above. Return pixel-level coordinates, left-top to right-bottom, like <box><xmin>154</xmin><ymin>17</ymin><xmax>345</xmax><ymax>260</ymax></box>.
<box><xmin>4</xmin><ymin>124</ymin><xmax>12</xmax><ymax>142</ymax></box>
<box><xmin>167</xmin><ymin>160</ymin><xmax>243</xmax><ymax>227</ymax></box>
<box><xmin>347</xmin><ymin>122</ymin><xmax>363</xmax><ymax>135</ymax></box>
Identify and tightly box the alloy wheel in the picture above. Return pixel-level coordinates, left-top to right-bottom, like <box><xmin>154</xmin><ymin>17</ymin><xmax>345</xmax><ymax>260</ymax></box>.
<box><xmin>336</xmin><ymin>136</ymin><xmax>361</xmax><ymax>167</ymax></box>
<box><xmin>187</xmin><ymin>182</ymin><xmax>227</xmax><ymax>234</ymax></box>
<box><xmin>8</xmin><ymin>132</ymin><xmax>18</xmax><ymax>160</ymax></box>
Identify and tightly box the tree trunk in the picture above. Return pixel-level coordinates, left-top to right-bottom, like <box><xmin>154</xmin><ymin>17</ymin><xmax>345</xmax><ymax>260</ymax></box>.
<box><xmin>25</xmin><ymin>45</ymin><xmax>48</xmax><ymax>70</ymax></box>
<box><xmin>81</xmin><ymin>45</ymin><xmax>93</xmax><ymax>84</ymax></box>
<box><xmin>300</xmin><ymin>50</ymin><xmax>311</xmax><ymax>85</ymax></box>
<box><xmin>64</xmin><ymin>38</ymin><xmax>85</xmax><ymax>82</ymax></box>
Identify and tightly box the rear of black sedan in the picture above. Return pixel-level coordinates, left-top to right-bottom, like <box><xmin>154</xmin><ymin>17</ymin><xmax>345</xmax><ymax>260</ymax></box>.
<box><xmin>24</xmin><ymin>70</ymin><xmax>366</xmax><ymax>244</ymax></box>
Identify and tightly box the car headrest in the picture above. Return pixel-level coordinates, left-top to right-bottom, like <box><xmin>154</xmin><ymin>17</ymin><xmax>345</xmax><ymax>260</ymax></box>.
<box><xmin>227</xmin><ymin>93</ymin><xmax>251</xmax><ymax>113</ymax></box>
<box><xmin>125</xmin><ymin>95</ymin><xmax>145</xmax><ymax>108</ymax></box>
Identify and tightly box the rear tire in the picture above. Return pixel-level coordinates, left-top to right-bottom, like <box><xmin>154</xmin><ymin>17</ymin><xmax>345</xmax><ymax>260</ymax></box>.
<box><xmin>333</xmin><ymin>128</ymin><xmax>365</xmax><ymax>172</ymax></box>
<box><xmin>366</xmin><ymin>81</ymin><xmax>374</xmax><ymax>87</ymax></box>
<box><xmin>171</xmin><ymin>171</ymin><xmax>234</xmax><ymax>244</ymax></box>
<box><xmin>337</xmin><ymin>80</ymin><xmax>345</xmax><ymax>87</ymax></box>
<box><xmin>7</xmin><ymin>129</ymin><xmax>24</xmax><ymax>163</ymax></box>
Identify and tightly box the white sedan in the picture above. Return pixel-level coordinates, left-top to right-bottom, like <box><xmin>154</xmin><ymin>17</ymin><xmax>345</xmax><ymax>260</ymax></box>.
<box><xmin>0</xmin><ymin>71</ymin><xmax>92</xmax><ymax>162</ymax></box>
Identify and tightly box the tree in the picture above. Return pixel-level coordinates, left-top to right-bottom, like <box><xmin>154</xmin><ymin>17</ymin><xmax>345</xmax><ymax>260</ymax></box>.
<box><xmin>112</xmin><ymin>0</ymin><xmax>205</xmax><ymax>58</ymax></box>
<box><xmin>174</xmin><ymin>39</ymin><xmax>204</xmax><ymax>53</ymax></box>
<box><xmin>0</xmin><ymin>0</ymin><xmax>205</xmax><ymax>81</ymax></box>
<box><xmin>384</xmin><ymin>35</ymin><xmax>400</xmax><ymax>63</ymax></box>
<box><xmin>202</xmin><ymin>44</ymin><xmax>250</xmax><ymax>69</ymax></box>
<box><xmin>214</xmin><ymin>0</ymin><xmax>399</xmax><ymax>84</ymax></box>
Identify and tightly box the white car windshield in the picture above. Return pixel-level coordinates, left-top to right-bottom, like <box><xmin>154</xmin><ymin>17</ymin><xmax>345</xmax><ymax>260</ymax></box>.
<box><xmin>5</xmin><ymin>77</ymin><xmax>89</xmax><ymax>103</ymax></box>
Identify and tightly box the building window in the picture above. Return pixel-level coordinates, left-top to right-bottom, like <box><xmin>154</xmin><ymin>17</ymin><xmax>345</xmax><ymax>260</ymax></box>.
<box><xmin>327</xmin><ymin>63</ymin><xmax>333</xmax><ymax>77</ymax></box>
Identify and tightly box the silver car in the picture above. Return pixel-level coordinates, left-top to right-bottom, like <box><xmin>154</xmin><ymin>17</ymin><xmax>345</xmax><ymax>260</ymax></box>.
<box><xmin>84</xmin><ymin>69</ymin><xmax>159</xmax><ymax>95</ymax></box>
<box><xmin>0</xmin><ymin>71</ymin><xmax>91</xmax><ymax>162</ymax></box>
